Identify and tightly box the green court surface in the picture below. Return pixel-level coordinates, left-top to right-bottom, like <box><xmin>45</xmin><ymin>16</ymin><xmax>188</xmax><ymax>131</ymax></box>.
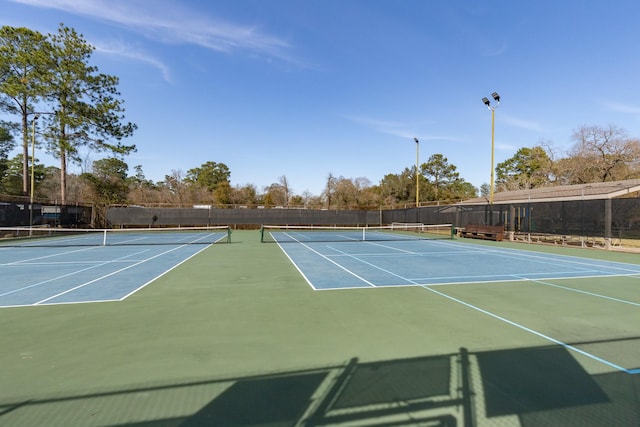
<box><xmin>1</xmin><ymin>231</ymin><xmax>639</xmax><ymax>426</ymax></box>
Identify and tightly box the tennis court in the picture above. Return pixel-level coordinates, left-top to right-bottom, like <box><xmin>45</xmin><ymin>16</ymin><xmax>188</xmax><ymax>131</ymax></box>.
<box><xmin>266</xmin><ymin>226</ymin><xmax>640</xmax><ymax>373</ymax></box>
<box><xmin>0</xmin><ymin>226</ymin><xmax>230</xmax><ymax>307</ymax></box>
<box><xmin>1</xmin><ymin>228</ymin><xmax>639</xmax><ymax>426</ymax></box>
<box><xmin>267</xmin><ymin>227</ymin><xmax>640</xmax><ymax>290</ymax></box>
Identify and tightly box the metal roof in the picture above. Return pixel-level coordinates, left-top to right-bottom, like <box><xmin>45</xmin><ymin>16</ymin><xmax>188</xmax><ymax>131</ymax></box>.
<box><xmin>461</xmin><ymin>179</ymin><xmax>640</xmax><ymax>205</ymax></box>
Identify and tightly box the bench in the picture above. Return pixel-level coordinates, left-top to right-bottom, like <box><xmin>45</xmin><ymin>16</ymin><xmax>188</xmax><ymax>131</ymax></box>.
<box><xmin>460</xmin><ymin>224</ymin><xmax>504</xmax><ymax>241</ymax></box>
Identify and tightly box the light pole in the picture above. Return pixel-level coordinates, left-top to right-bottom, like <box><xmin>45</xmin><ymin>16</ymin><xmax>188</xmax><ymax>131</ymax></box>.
<box><xmin>413</xmin><ymin>137</ymin><xmax>419</xmax><ymax>207</ymax></box>
<box><xmin>482</xmin><ymin>92</ymin><xmax>500</xmax><ymax>205</ymax></box>
<box><xmin>29</xmin><ymin>114</ymin><xmax>40</xmax><ymax>231</ymax></box>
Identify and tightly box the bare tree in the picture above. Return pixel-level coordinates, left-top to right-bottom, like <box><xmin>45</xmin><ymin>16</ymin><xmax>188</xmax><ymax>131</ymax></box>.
<box><xmin>565</xmin><ymin>125</ymin><xmax>640</xmax><ymax>183</ymax></box>
<box><xmin>323</xmin><ymin>173</ymin><xmax>337</xmax><ymax>209</ymax></box>
<box><xmin>278</xmin><ymin>175</ymin><xmax>290</xmax><ymax>208</ymax></box>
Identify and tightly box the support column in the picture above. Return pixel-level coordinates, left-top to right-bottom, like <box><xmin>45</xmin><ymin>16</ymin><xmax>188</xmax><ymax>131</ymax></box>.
<box><xmin>604</xmin><ymin>198</ymin><xmax>612</xmax><ymax>250</ymax></box>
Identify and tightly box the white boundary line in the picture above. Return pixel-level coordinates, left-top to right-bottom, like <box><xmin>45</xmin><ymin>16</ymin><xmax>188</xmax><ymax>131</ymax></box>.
<box><xmin>0</xmin><ymin>249</ymin><xmax>151</xmax><ymax>299</ymax></box>
<box><xmin>274</xmin><ymin>232</ymin><xmax>375</xmax><ymax>289</ymax></box>
<box><xmin>119</xmin><ymin>244</ymin><xmax>212</xmax><ymax>300</ymax></box>
<box><xmin>421</xmin><ymin>284</ymin><xmax>638</xmax><ymax>375</ymax></box>
<box><xmin>0</xmin><ymin>243</ymin><xmax>214</xmax><ymax>307</ymax></box>
<box><xmin>35</xmin><ymin>244</ymin><xmax>205</xmax><ymax>305</ymax></box>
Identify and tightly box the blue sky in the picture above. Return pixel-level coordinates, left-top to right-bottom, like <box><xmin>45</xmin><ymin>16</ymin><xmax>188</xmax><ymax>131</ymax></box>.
<box><xmin>4</xmin><ymin>0</ymin><xmax>640</xmax><ymax>196</ymax></box>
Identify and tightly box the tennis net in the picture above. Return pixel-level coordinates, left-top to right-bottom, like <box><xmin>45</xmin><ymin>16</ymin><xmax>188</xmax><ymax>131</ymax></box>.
<box><xmin>260</xmin><ymin>223</ymin><xmax>454</xmax><ymax>243</ymax></box>
<box><xmin>0</xmin><ymin>225</ymin><xmax>231</xmax><ymax>247</ymax></box>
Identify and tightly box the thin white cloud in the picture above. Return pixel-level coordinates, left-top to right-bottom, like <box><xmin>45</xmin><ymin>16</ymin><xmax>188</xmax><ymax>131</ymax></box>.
<box><xmin>93</xmin><ymin>40</ymin><xmax>172</xmax><ymax>83</ymax></box>
<box><xmin>496</xmin><ymin>142</ymin><xmax>517</xmax><ymax>151</ymax></box>
<box><xmin>501</xmin><ymin>113</ymin><xmax>545</xmax><ymax>132</ymax></box>
<box><xmin>10</xmin><ymin>0</ymin><xmax>295</xmax><ymax>61</ymax></box>
<box><xmin>604</xmin><ymin>102</ymin><xmax>640</xmax><ymax>117</ymax></box>
<box><xmin>343</xmin><ymin>115</ymin><xmax>466</xmax><ymax>145</ymax></box>
<box><xmin>343</xmin><ymin>115</ymin><xmax>416</xmax><ymax>139</ymax></box>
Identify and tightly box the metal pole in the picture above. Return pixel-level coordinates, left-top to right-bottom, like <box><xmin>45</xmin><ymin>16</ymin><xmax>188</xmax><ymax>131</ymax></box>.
<box><xmin>29</xmin><ymin>114</ymin><xmax>39</xmax><ymax>232</ymax></box>
<box><xmin>490</xmin><ymin>108</ymin><xmax>495</xmax><ymax>205</ymax></box>
<box><xmin>416</xmin><ymin>139</ymin><xmax>419</xmax><ymax>207</ymax></box>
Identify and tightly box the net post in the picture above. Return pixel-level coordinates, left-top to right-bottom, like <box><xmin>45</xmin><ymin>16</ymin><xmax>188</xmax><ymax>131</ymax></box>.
<box><xmin>226</xmin><ymin>226</ymin><xmax>232</xmax><ymax>243</ymax></box>
<box><xmin>259</xmin><ymin>225</ymin><xmax>264</xmax><ymax>243</ymax></box>
<box><xmin>102</xmin><ymin>229</ymin><xmax>108</xmax><ymax>246</ymax></box>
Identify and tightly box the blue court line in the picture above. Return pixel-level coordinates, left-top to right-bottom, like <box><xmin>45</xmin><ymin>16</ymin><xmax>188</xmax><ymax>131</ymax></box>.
<box><xmin>421</xmin><ymin>284</ymin><xmax>638</xmax><ymax>375</ymax></box>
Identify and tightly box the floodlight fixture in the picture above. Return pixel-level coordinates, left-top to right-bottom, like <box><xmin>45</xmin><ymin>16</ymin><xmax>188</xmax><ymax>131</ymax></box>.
<box><xmin>482</xmin><ymin>97</ymin><xmax>490</xmax><ymax>107</ymax></box>
<box><xmin>491</xmin><ymin>92</ymin><xmax>500</xmax><ymax>102</ymax></box>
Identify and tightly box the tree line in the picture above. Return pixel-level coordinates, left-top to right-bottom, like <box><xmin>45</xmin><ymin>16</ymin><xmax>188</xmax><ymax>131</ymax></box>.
<box><xmin>2</xmin><ymin>25</ymin><xmax>640</xmax><ymax>210</ymax></box>
<box><xmin>3</xmin><ymin>125</ymin><xmax>639</xmax><ymax>210</ymax></box>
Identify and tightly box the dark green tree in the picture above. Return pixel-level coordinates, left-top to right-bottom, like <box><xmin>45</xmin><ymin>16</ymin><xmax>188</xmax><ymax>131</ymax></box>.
<box><xmin>81</xmin><ymin>157</ymin><xmax>129</xmax><ymax>205</ymax></box>
<box><xmin>421</xmin><ymin>154</ymin><xmax>460</xmax><ymax>201</ymax></box>
<box><xmin>42</xmin><ymin>24</ymin><xmax>137</xmax><ymax>205</ymax></box>
<box><xmin>0</xmin><ymin>125</ymin><xmax>15</xmax><ymax>188</ymax></box>
<box><xmin>185</xmin><ymin>161</ymin><xmax>231</xmax><ymax>192</ymax></box>
<box><xmin>0</xmin><ymin>26</ymin><xmax>51</xmax><ymax>195</ymax></box>
<box><xmin>379</xmin><ymin>168</ymin><xmax>413</xmax><ymax>205</ymax></box>
<box><xmin>128</xmin><ymin>164</ymin><xmax>156</xmax><ymax>189</ymax></box>
<box><xmin>0</xmin><ymin>154</ymin><xmax>46</xmax><ymax>196</ymax></box>
<box><xmin>496</xmin><ymin>146</ymin><xmax>553</xmax><ymax>190</ymax></box>
<box><xmin>213</xmin><ymin>180</ymin><xmax>232</xmax><ymax>205</ymax></box>
<box><xmin>441</xmin><ymin>179</ymin><xmax>477</xmax><ymax>201</ymax></box>
<box><xmin>0</xmin><ymin>154</ymin><xmax>23</xmax><ymax>194</ymax></box>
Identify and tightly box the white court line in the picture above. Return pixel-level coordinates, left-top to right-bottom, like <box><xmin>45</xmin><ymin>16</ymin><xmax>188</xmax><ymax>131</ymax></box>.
<box><xmin>278</xmin><ymin>236</ymin><xmax>640</xmax><ymax>373</ymax></box>
<box><xmin>524</xmin><ymin>278</ymin><xmax>640</xmax><ymax>307</ymax></box>
<box><xmin>2</xmin><ymin>245</ymin><xmax>101</xmax><ymax>266</ymax></box>
<box><xmin>276</xmin><ymin>232</ymin><xmax>375</xmax><ymax>289</ymax></box>
<box><xmin>452</xmin><ymin>242</ymin><xmax>640</xmax><ymax>274</ymax></box>
<box><xmin>421</xmin><ymin>284</ymin><xmax>637</xmax><ymax>374</ymax></box>
<box><xmin>0</xmin><ymin>249</ymin><xmax>151</xmax><ymax>298</ymax></box>
<box><xmin>326</xmin><ymin>245</ymin><xmax>415</xmax><ymax>285</ymax></box>
<box><xmin>35</xmin><ymin>244</ymin><xmax>202</xmax><ymax>305</ymax></box>
<box><xmin>119</xmin><ymin>244</ymin><xmax>212</xmax><ymax>300</ymax></box>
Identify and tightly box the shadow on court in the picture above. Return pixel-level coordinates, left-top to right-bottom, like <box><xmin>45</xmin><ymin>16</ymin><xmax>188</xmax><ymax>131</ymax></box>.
<box><xmin>2</xmin><ymin>340</ymin><xmax>638</xmax><ymax>427</ymax></box>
